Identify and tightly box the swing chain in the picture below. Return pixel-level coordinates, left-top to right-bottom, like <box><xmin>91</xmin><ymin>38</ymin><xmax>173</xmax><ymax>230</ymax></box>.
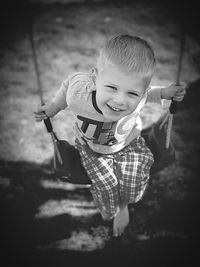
<box><xmin>165</xmin><ymin>26</ymin><xmax>185</xmax><ymax>149</ymax></box>
<box><xmin>27</xmin><ymin>1</ymin><xmax>63</xmax><ymax>169</ymax></box>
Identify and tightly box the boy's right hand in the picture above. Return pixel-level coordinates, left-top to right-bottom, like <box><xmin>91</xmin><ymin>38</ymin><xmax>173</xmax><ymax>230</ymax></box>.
<box><xmin>34</xmin><ymin>104</ymin><xmax>49</xmax><ymax>121</ymax></box>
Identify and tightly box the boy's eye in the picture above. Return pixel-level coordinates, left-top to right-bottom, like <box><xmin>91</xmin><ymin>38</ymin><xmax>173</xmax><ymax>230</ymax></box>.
<box><xmin>128</xmin><ymin>92</ymin><xmax>139</xmax><ymax>97</ymax></box>
<box><xmin>106</xmin><ymin>85</ymin><xmax>117</xmax><ymax>90</ymax></box>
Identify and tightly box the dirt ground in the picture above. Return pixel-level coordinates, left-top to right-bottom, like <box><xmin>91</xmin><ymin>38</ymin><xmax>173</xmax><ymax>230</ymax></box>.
<box><xmin>0</xmin><ymin>1</ymin><xmax>200</xmax><ymax>266</ymax></box>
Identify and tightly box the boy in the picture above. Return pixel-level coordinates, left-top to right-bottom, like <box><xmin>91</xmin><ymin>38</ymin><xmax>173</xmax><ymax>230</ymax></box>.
<box><xmin>35</xmin><ymin>35</ymin><xmax>186</xmax><ymax>237</ymax></box>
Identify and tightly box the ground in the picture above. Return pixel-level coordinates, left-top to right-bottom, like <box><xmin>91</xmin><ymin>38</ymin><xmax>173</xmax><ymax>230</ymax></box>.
<box><xmin>0</xmin><ymin>1</ymin><xmax>200</xmax><ymax>266</ymax></box>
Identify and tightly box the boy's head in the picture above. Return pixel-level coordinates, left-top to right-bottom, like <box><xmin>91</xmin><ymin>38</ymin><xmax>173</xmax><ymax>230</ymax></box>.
<box><xmin>95</xmin><ymin>34</ymin><xmax>156</xmax><ymax>121</ymax></box>
<box><xmin>97</xmin><ymin>34</ymin><xmax>156</xmax><ymax>80</ymax></box>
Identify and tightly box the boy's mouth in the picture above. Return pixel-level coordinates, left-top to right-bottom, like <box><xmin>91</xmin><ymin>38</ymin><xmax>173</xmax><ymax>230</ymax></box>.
<box><xmin>106</xmin><ymin>104</ymin><xmax>125</xmax><ymax>112</ymax></box>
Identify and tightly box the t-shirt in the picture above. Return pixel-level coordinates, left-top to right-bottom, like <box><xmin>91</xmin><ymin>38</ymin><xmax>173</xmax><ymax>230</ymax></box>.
<box><xmin>52</xmin><ymin>71</ymin><xmax>162</xmax><ymax>154</ymax></box>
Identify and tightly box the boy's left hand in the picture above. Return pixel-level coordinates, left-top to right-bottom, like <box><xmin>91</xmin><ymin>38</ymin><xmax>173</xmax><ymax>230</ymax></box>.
<box><xmin>161</xmin><ymin>82</ymin><xmax>187</xmax><ymax>101</ymax></box>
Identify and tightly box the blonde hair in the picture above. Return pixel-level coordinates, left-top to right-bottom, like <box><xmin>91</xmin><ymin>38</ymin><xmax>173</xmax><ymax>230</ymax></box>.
<box><xmin>97</xmin><ymin>34</ymin><xmax>156</xmax><ymax>78</ymax></box>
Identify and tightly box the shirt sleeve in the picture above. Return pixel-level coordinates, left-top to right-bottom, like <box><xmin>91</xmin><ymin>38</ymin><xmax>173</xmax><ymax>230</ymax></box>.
<box><xmin>146</xmin><ymin>86</ymin><xmax>162</xmax><ymax>105</ymax></box>
<box><xmin>52</xmin><ymin>78</ymin><xmax>69</xmax><ymax>110</ymax></box>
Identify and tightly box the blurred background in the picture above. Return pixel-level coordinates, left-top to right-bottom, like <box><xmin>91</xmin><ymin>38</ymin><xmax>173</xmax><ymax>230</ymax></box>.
<box><xmin>0</xmin><ymin>0</ymin><xmax>199</xmax><ymax>266</ymax></box>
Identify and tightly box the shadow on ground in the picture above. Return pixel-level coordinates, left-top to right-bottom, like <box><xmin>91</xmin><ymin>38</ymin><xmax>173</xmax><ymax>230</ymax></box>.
<box><xmin>0</xmin><ymin>132</ymin><xmax>200</xmax><ymax>267</ymax></box>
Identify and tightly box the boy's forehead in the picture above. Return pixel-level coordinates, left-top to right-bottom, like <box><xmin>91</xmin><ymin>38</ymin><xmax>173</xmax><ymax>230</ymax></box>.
<box><xmin>99</xmin><ymin>66</ymin><xmax>149</xmax><ymax>91</ymax></box>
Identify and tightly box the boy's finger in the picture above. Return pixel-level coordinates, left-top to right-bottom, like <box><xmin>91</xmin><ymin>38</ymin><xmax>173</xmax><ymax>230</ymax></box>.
<box><xmin>34</xmin><ymin>112</ymin><xmax>46</xmax><ymax>116</ymax></box>
<box><xmin>175</xmin><ymin>89</ymin><xmax>186</xmax><ymax>96</ymax></box>
<box><xmin>34</xmin><ymin>114</ymin><xmax>47</xmax><ymax>120</ymax></box>
<box><xmin>176</xmin><ymin>87</ymin><xmax>186</xmax><ymax>95</ymax></box>
<box><xmin>35</xmin><ymin>116</ymin><xmax>47</xmax><ymax>121</ymax></box>
<box><xmin>173</xmin><ymin>95</ymin><xmax>184</xmax><ymax>101</ymax></box>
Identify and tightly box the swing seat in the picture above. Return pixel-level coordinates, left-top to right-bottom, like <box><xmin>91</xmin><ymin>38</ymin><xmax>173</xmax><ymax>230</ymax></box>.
<box><xmin>141</xmin><ymin>113</ymin><xmax>175</xmax><ymax>174</ymax></box>
<box><xmin>55</xmin><ymin>140</ymin><xmax>91</xmax><ymax>184</ymax></box>
<box><xmin>55</xmin><ymin>112</ymin><xmax>175</xmax><ymax>184</ymax></box>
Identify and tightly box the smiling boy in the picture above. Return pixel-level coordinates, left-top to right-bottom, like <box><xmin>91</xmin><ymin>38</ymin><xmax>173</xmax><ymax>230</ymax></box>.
<box><xmin>35</xmin><ymin>34</ymin><xmax>186</xmax><ymax>237</ymax></box>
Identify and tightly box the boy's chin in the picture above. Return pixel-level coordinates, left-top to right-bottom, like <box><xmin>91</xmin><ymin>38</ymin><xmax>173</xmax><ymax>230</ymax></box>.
<box><xmin>103</xmin><ymin>111</ymin><xmax>126</xmax><ymax>122</ymax></box>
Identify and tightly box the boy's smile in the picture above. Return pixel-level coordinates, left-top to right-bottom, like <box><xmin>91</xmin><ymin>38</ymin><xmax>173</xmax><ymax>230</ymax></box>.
<box><xmin>95</xmin><ymin>65</ymin><xmax>149</xmax><ymax>121</ymax></box>
<box><xmin>106</xmin><ymin>103</ymin><xmax>125</xmax><ymax>112</ymax></box>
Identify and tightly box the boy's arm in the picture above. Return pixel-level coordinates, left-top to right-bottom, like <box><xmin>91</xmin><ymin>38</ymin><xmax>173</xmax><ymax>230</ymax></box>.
<box><xmin>146</xmin><ymin>83</ymin><xmax>187</xmax><ymax>105</ymax></box>
<box><xmin>146</xmin><ymin>86</ymin><xmax>163</xmax><ymax>105</ymax></box>
<box><xmin>47</xmin><ymin>79</ymin><xmax>69</xmax><ymax>117</ymax></box>
<box><xmin>34</xmin><ymin>79</ymin><xmax>69</xmax><ymax>121</ymax></box>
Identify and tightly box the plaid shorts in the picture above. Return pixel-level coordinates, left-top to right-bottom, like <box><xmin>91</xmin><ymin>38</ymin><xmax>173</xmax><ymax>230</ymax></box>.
<box><xmin>75</xmin><ymin>136</ymin><xmax>154</xmax><ymax>220</ymax></box>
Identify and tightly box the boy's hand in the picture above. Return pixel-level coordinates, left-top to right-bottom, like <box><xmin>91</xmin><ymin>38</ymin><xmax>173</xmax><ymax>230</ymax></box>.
<box><xmin>161</xmin><ymin>82</ymin><xmax>187</xmax><ymax>101</ymax></box>
<box><xmin>34</xmin><ymin>104</ymin><xmax>49</xmax><ymax>121</ymax></box>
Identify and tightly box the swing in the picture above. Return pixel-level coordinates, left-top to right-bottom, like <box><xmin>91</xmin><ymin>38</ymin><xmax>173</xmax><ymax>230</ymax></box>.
<box><xmin>54</xmin><ymin>112</ymin><xmax>176</xmax><ymax>184</ymax></box>
<box><xmin>38</xmin><ymin>90</ymin><xmax>177</xmax><ymax>186</ymax></box>
<box><xmin>29</xmin><ymin>15</ymin><xmax>184</xmax><ymax>185</ymax></box>
<box><xmin>39</xmin><ymin>92</ymin><xmax>177</xmax><ymax>184</ymax></box>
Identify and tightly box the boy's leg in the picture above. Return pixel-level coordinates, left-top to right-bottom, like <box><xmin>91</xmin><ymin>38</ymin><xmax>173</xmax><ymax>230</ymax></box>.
<box><xmin>118</xmin><ymin>138</ymin><xmax>154</xmax><ymax>205</ymax></box>
<box><xmin>75</xmin><ymin>140</ymin><xmax>121</xmax><ymax>220</ymax></box>
<box><xmin>89</xmin><ymin>182</ymin><xmax>120</xmax><ymax>220</ymax></box>
<box><xmin>77</xmin><ymin>147</ymin><xmax>121</xmax><ymax>219</ymax></box>
<box><xmin>112</xmin><ymin>137</ymin><xmax>154</xmax><ymax>236</ymax></box>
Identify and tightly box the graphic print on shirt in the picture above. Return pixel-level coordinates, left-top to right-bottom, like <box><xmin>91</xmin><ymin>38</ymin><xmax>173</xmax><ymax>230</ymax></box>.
<box><xmin>76</xmin><ymin>114</ymin><xmax>140</xmax><ymax>146</ymax></box>
<box><xmin>114</xmin><ymin>113</ymin><xmax>138</xmax><ymax>142</ymax></box>
<box><xmin>77</xmin><ymin>115</ymin><xmax>117</xmax><ymax>145</ymax></box>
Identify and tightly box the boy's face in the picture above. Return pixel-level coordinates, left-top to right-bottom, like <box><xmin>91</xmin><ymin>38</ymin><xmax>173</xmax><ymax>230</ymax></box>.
<box><xmin>95</xmin><ymin>65</ymin><xmax>149</xmax><ymax>121</ymax></box>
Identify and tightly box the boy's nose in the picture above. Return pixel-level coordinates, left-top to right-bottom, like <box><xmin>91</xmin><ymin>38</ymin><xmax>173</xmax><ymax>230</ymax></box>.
<box><xmin>113</xmin><ymin>93</ymin><xmax>126</xmax><ymax>106</ymax></box>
